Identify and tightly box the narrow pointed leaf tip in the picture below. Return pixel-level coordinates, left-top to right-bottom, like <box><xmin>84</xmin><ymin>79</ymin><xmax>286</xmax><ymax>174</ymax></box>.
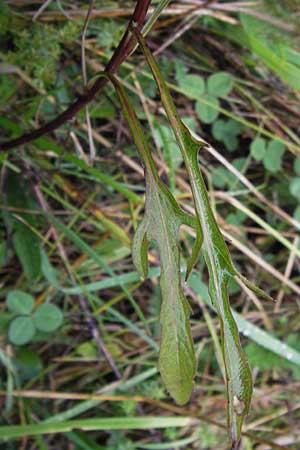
<box><xmin>129</xmin><ymin>27</ymin><xmax>272</xmax><ymax>447</ymax></box>
<box><xmin>106</xmin><ymin>73</ymin><xmax>196</xmax><ymax>404</ymax></box>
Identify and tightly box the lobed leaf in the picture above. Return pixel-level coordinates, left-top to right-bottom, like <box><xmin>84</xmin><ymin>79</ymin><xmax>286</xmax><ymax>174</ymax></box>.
<box><xmin>105</xmin><ymin>72</ymin><xmax>198</xmax><ymax>404</ymax></box>
<box><xmin>131</xmin><ymin>26</ymin><xmax>271</xmax><ymax>447</ymax></box>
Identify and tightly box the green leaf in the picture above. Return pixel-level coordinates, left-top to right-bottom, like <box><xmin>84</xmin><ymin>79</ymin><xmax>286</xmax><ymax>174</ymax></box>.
<box><xmin>14</xmin><ymin>348</ymin><xmax>43</xmax><ymax>382</ymax></box>
<box><xmin>174</xmin><ymin>59</ymin><xmax>188</xmax><ymax>83</ymax></box>
<box><xmin>224</xmin><ymin>134</ymin><xmax>238</xmax><ymax>152</ymax></box>
<box><xmin>263</xmin><ymin>140</ymin><xmax>285</xmax><ymax>173</ymax></box>
<box><xmin>226</xmin><ymin>211</ymin><xmax>246</xmax><ymax>226</ymax></box>
<box><xmin>289</xmin><ymin>177</ymin><xmax>300</xmax><ymax>199</ymax></box>
<box><xmin>225</xmin><ymin>120</ymin><xmax>243</xmax><ymax>136</ymax></box>
<box><xmin>12</xmin><ymin>228</ymin><xmax>41</xmax><ymax>281</ymax></box>
<box><xmin>294</xmin><ymin>156</ymin><xmax>300</xmax><ymax>175</ymax></box>
<box><xmin>294</xmin><ymin>205</ymin><xmax>300</xmax><ymax>221</ymax></box>
<box><xmin>250</xmin><ymin>137</ymin><xmax>266</xmax><ymax>161</ymax></box>
<box><xmin>4</xmin><ymin>170</ymin><xmax>41</xmax><ymax>281</ymax></box>
<box><xmin>212</xmin><ymin>119</ymin><xmax>226</xmax><ymax>141</ymax></box>
<box><xmin>207</xmin><ymin>72</ymin><xmax>233</xmax><ymax>98</ymax></box>
<box><xmin>41</xmin><ymin>250</ymin><xmax>60</xmax><ymax>287</ymax></box>
<box><xmin>33</xmin><ymin>304</ymin><xmax>63</xmax><ymax>333</ymax></box>
<box><xmin>182</xmin><ymin>116</ymin><xmax>197</xmax><ymax>132</ymax></box>
<box><xmin>210</xmin><ymin>166</ymin><xmax>228</xmax><ymax>188</ymax></box>
<box><xmin>7</xmin><ymin>290</ymin><xmax>34</xmax><ymax>315</ymax></box>
<box><xmin>108</xmin><ymin>72</ymin><xmax>197</xmax><ymax>405</ymax></box>
<box><xmin>76</xmin><ymin>342</ymin><xmax>98</xmax><ymax>359</ymax></box>
<box><xmin>211</xmin><ymin>159</ymin><xmax>246</xmax><ymax>189</ymax></box>
<box><xmin>132</xmin><ymin>29</ymin><xmax>271</xmax><ymax>448</ymax></box>
<box><xmin>90</xmin><ymin>103</ymin><xmax>115</xmax><ymax>119</ymax></box>
<box><xmin>132</xmin><ymin>219</ymin><xmax>150</xmax><ymax>279</ymax></box>
<box><xmin>153</xmin><ymin>122</ymin><xmax>182</xmax><ymax>191</ymax></box>
<box><xmin>178</xmin><ymin>74</ymin><xmax>205</xmax><ymax>98</ymax></box>
<box><xmin>154</xmin><ymin>124</ymin><xmax>182</xmax><ymax>169</ymax></box>
<box><xmin>195</xmin><ymin>95</ymin><xmax>219</xmax><ymax>124</ymax></box>
<box><xmin>212</xmin><ymin>120</ymin><xmax>242</xmax><ymax>151</ymax></box>
<box><xmin>8</xmin><ymin>316</ymin><xmax>36</xmax><ymax>345</ymax></box>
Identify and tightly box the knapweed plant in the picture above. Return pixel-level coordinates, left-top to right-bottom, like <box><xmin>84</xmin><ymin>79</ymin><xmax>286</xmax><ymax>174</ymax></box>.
<box><xmin>0</xmin><ymin>4</ymin><xmax>274</xmax><ymax>447</ymax></box>
<box><xmin>92</xmin><ymin>26</ymin><xmax>272</xmax><ymax>449</ymax></box>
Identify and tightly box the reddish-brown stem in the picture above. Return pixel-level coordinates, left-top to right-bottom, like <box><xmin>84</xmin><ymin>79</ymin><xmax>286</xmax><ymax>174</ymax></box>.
<box><xmin>0</xmin><ymin>0</ymin><xmax>151</xmax><ymax>152</ymax></box>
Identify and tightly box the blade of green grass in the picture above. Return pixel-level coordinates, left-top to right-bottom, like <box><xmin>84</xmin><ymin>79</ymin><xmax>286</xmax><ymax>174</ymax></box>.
<box><xmin>136</xmin><ymin>434</ymin><xmax>199</xmax><ymax>449</ymax></box>
<box><xmin>0</xmin><ymin>416</ymin><xmax>198</xmax><ymax>440</ymax></box>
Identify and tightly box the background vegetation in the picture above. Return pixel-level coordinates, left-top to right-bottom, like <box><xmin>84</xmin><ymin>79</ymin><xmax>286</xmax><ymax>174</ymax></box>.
<box><xmin>1</xmin><ymin>0</ymin><xmax>300</xmax><ymax>448</ymax></box>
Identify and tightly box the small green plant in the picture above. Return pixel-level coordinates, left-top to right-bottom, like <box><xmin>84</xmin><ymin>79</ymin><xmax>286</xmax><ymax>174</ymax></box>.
<box><xmin>212</xmin><ymin>119</ymin><xmax>243</xmax><ymax>151</ymax></box>
<box><xmin>176</xmin><ymin>67</ymin><xmax>240</xmax><ymax>151</ymax></box>
<box><xmin>250</xmin><ymin>137</ymin><xmax>285</xmax><ymax>172</ymax></box>
<box><xmin>0</xmin><ymin>4</ymin><xmax>81</xmax><ymax>89</ymax></box>
<box><xmin>177</xmin><ymin>69</ymin><xmax>233</xmax><ymax>124</ymax></box>
<box><xmin>7</xmin><ymin>290</ymin><xmax>63</xmax><ymax>345</ymax></box>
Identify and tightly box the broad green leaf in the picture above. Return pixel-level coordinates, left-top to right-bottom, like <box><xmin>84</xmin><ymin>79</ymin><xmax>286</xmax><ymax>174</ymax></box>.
<box><xmin>263</xmin><ymin>140</ymin><xmax>285</xmax><ymax>173</ymax></box>
<box><xmin>14</xmin><ymin>348</ymin><xmax>43</xmax><ymax>382</ymax></box>
<box><xmin>289</xmin><ymin>177</ymin><xmax>300</xmax><ymax>199</ymax></box>
<box><xmin>210</xmin><ymin>166</ymin><xmax>228</xmax><ymax>188</ymax></box>
<box><xmin>294</xmin><ymin>156</ymin><xmax>300</xmax><ymax>175</ymax></box>
<box><xmin>132</xmin><ymin>28</ymin><xmax>270</xmax><ymax>448</ymax></box>
<box><xmin>195</xmin><ymin>95</ymin><xmax>219</xmax><ymax>124</ymax></box>
<box><xmin>4</xmin><ymin>170</ymin><xmax>41</xmax><ymax>281</ymax></box>
<box><xmin>250</xmin><ymin>137</ymin><xmax>266</xmax><ymax>161</ymax></box>
<box><xmin>207</xmin><ymin>72</ymin><xmax>233</xmax><ymax>98</ymax></box>
<box><xmin>8</xmin><ymin>316</ymin><xmax>35</xmax><ymax>345</ymax></box>
<box><xmin>7</xmin><ymin>290</ymin><xmax>34</xmax><ymax>315</ymax></box>
<box><xmin>12</xmin><ymin>228</ymin><xmax>41</xmax><ymax>281</ymax></box>
<box><xmin>294</xmin><ymin>205</ymin><xmax>300</xmax><ymax>221</ymax></box>
<box><xmin>174</xmin><ymin>59</ymin><xmax>188</xmax><ymax>84</ymax></box>
<box><xmin>178</xmin><ymin>74</ymin><xmax>205</xmax><ymax>98</ymax></box>
<box><xmin>212</xmin><ymin>119</ymin><xmax>226</xmax><ymax>141</ymax></box>
<box><xmin>33</xmin><ymin>304</ymin><xmax>63</xmax><ymax>333</ymax></box>
<box><xmin>106</xmin><ymin>72</ymin><xmax>199</xmax><ymax>405</ymax></box>
<box><xmin>225</xmin><ymin>120</ymin><xmax>243</xmax><ymax>136</ymax></box>
<box><xmin>212</xmin><ymin>119</ymin><xmax>242</xmax><ymax>151</ymax></box>
<box><xmin>224</xmin><ymin>134</ymin><xmax>238</xmax><ymax>152</ymax></box>
<box><xmin>90</xmin><ymin>103</ymin><xmax>115</xmax><ymax>118</ymax></box>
